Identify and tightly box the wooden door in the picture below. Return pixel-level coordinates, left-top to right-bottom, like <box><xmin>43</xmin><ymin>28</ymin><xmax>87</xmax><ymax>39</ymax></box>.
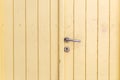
<box><xmin>59</xmin><ymin>0</ymin><xmax>120</xmax><ymax>80</ymax></box>
<box><xmin>0</xmin><ymin>0</ymin><xmax>120</xmax><ymax>80</ymax></box>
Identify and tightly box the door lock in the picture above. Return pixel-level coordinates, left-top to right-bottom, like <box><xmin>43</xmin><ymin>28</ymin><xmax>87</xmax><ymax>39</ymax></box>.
<box><xmin>64</xmin><ymin>47</ymin><xmax>70</xmax><ymax>53</ymax></box>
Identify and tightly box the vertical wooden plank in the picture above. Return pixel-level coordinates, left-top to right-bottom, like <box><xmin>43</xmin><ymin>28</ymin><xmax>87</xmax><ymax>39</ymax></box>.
<box><xmin>0</xmin><ymin>24</ymin><xmax>4</xmax><ymax>80</ymax></box>
<box><xmin>110</xmin><ymin>0</ymin><xmax>120</xmax><ymax>80</ymax></box>
<box><xmin>14</xmin><ymin>0</ymin><xmax>26</xmax><ymax>79</ymax></box>
<box><xmin>98</xmin><ymin>0</ymin><xmax>109</xmax><ymax>80</ymax></box>
<box><xmin>74</xmin><ymin>0</ymin><xmax>86</xmax><ymax>80</ymax></box>
<box><xmin>26</xmin><ymin>0</ymin><xmax>38</xmax><ymax>80</ymax></box>
<box><xmin>64</xmin><ymin>0</ymin><xmax>73</xmax><ymax>80</ymax></box>
<box><xmin>4</xmin><ymin>0</ymin><xmax>14</xmax><ymax>79</ymax></box>
<box><xmin>51</xmin><ymin>0</ymin><xmax>59</xmax><ymax>80</ymax></box>
<box><xmin>0</xmin><ymin>0</ymin><xmax>5</xmax><ymax>79</ymax></box>
<box><xmin>59</xmin><ymin>0</ymin><xmax>65</xmax><ymax>80</ymax></box>
<box><xmin>39</xmin><ymin>0</ymin><xmax>51</xmax><ymax>80</ymax></box>
<box><xmin>86</xmin><ymin>0</ymin><xmax>97</xmax><ymax>80</ymax></box>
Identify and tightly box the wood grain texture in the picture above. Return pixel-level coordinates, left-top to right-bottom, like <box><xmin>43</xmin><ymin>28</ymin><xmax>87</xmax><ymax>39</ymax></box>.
<box><xmin>26</xmin><ymin>0</ymin><xmax>38</xmax><ymax>79</ymax></box>
<box><xmin>39</xmin><ymin>0</ymin><xmax>51</xmax><ymax>80</ymax></box>
<box><xmin>0</xmin><ymin>0</ymin><xmax>120</xmax><ymax>80</ymax></box>
<box><xmin>64</xmin><ymin>0</ymin><xmax>74</xmax><ymax>80</ymax></box>
<box><xmin>0</xmin><ymin>0</ymin><xmax>5</xmax><ymax>79</ymax></box>
<box><xmin>98</xmin><ymin>0</ymin><xmax>110</xmax><ymax>80</ymax></box>
<box><xmin>51</xmin><ymin>0</ymin><xmax>59</xmax><ymax>80</ymax></box>
<box><xmin>4</xmin><ymin>0</ymin><xmax>14</xmax><ymax>80</ymax></box>
<box><xmin>74</xmin><ymin>0</ymin><xmax>86</xmax><ymax>80</ymax></box>
<box><xmin>86</xmin><ymin>0</ymin><xmax>98</xmax><ymax>80</ymax></box>
<box><xmin>58</xmin><ymin>0</ymin><xmax>65</xmax><ymax>80</ymax></box>
<box><xmin>14</xmin><ymin>0</ymin><xmax>26</xmax><ymax>79</ymax></box>
<box><xmin>110</xmin><ymin>0</ymin><xmax>120</xmax><ymax>80</ymax></box>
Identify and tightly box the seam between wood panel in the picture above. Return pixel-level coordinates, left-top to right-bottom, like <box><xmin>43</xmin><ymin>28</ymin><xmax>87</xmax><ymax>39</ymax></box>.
<box><xmin>58</xmin><ymin>0</ymin><xmax>59</xmax><ymax>79</ymax></box>
<box><xmin>13</xmin><ymin>0</ymin><xmax>14</xmax><ymax>79</ymax></box>
<box><xmin>73</xmin><ymin>0</ymin><xmax>75</xmax><ymax>80</ymax></box>
<box><xmin>37</xmin><ymin>0</ymin><xmax>39</xmax><ymax>79</ymax></box>
<box><xmin>25</xmin><ymin>0</ymin><xmax>27</xmax><ymax>79</ymax></box>
<box><xmin>109</xmin><ymin>0</ymin><xmax>110</xmax><ymax>80</ymax></box>
<box><xmin>97</xmin><ymin>0</ymin><xmax>99</xmax><ymax>80</ymax></box>
<box><xmin>85</xmin><ymin>0</ymin><xmax>87</xmax><ymax>79</ymax></box>
<box><xmin>50</xmin><ymin>0</ymin><xmax>51</xmax><ymax>79</ymax></box>
<box><xmin>58</xmin><ymin>0</ymin><xmax>60</xmax><ymax>80</ymax></box>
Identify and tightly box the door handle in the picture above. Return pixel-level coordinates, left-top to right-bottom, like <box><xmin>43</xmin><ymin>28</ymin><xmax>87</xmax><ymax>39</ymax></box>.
<box><xmin>64</xmin><ymin>37</ymin><xmax>81</xmax><ymax>42</ymax></box>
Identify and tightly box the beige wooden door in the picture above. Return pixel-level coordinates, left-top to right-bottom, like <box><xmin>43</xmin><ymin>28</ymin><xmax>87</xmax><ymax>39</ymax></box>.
<box><xmin>59</xmin><ymin>0</ymin><xmax>120</xmax><ymax>80</ymax></box>
<box><xmin>0</xmin><ymin>0</ymin><xmax>120</xmax><ymax>80</ymax></box>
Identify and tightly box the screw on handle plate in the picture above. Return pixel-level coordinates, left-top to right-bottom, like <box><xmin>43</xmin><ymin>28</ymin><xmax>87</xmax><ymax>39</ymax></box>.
<box><xmin>64</xmin><ymin>37</ymin><xmax>81</xmax><ymax>42</ymax></box>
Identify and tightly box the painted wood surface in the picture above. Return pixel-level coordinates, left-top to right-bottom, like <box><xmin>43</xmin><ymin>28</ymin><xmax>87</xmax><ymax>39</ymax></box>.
<box><xmin>0</xmin><ymin>0</ymin><xmax>119</xmax><ymax>80</ymax></box>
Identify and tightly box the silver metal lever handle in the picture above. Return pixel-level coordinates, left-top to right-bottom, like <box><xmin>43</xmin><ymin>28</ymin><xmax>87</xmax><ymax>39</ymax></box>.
<box><xmin>64</xmin><ymin>37</ymin><xmax>81</xmax><ymax>42</ymax></box>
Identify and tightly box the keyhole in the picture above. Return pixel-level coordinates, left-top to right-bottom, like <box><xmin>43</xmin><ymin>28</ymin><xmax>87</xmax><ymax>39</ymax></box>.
<box><xmin>64</xmin><ymin>47</ymin><xmax>70</xmax><ymax>53</ymax></box>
